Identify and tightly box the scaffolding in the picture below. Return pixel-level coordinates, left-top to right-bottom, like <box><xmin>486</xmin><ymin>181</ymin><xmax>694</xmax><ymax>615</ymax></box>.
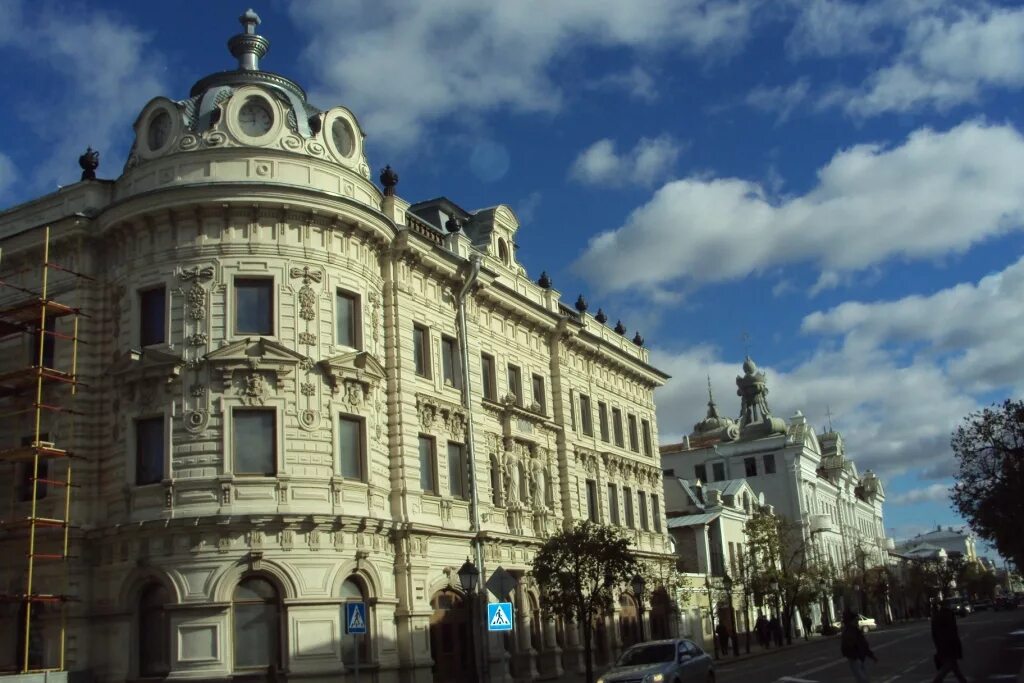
<box><xmin>0</xmin><ymin>226</ymin><xmax>87</xmax><ymax>675</ymax></box>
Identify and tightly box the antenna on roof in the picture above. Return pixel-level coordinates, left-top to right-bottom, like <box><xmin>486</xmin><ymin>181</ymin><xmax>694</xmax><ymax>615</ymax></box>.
<box><xmin>826</xmin><ymin>404</ymin><xmax>834</xmax><ymax>432</ymax></box>
<box><xmin>740</xmin><ymin>330</ymin><xmax>751</xmax><ymax>357</ymax></box>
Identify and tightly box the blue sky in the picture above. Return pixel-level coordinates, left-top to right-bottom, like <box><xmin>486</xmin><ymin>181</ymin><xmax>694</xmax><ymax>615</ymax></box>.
<box><xmin>2</xmin><ymin>0</ymin><xmax>1023</xmax><ymax>552</ymax></box>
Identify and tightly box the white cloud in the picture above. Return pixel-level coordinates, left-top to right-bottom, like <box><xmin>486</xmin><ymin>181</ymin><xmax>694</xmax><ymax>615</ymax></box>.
<box><xmin>587</xmin><ymin>66</ymin><xmax>660</xmax><ymax>102</ymax></box>
<box><xmin>786</xmin><ymin>0</ymin><xmax>941</xmax><ymax>59</ymax></box>
<box><xmin>573</xmin><ymin>121</ymin><xmax>1024</xmax><ymax>294</ymax></box>
<box><xmin>745</xmin><ymin>78</ymin><xmax>810</xmax><ymax>122</ymax></box>
<box><xmin>289</xmin><ymin>0</ymin><xmax>755</xmax><ymax>149</ymax></box>
<box><xmin>813</xmin><ymin>4</ymin><xmax>1024</xmax><ymax>117</ymax></box>
<box><xmin>570</xmin><ymin>135</ymin><xmax>682</xmax><ymax>187</ymax></box>
<box><xmin>888</xmin><ymin>483</ymin><xmax>953</xmax><ymax>506</ymax></box>
<box><xmin>0</xmin><ymin>3</ymin><xmax>167</xmax><ymax>190</ymax></box>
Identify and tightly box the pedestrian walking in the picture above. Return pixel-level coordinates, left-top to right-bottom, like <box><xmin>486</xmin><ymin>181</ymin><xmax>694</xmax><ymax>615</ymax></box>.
<box><xmin>770</xmin><ymin>615</ymin><xmax>783</xmax><ymax>647</ymax></box>
<box><xmin>716</xmin><ymin>619</ymin><xmax>731</xmax><ymax>656</ymax></box>
<box><xmin>931</xmin><ymin>604</ymin><xmax>968</xmax><ymax>682</ymax></box>
<box><xmin>841</xmin><ymin>610</ymin><xmax>876</xmax><ymax>683</ymax></box>
<box><xmin>755</xmin><ymin>613</ymin><xmax>769</xmax><ymax>648</ymax></box>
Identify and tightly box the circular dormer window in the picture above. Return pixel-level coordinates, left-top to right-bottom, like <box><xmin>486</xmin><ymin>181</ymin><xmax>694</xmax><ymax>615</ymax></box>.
<box><xmin>138</xmin><ymin>99</ymin><xmax>181</xmax><ymax>160</ymax></box>
<box><xmin>323</xmin><ymin>109</ymin><xmax>361</xmax><ymax>166</ymax></box>
<box><xmin>331</xmin><ymin>118</ymin><xmax>354</xmax><ymax>158</ymax></box>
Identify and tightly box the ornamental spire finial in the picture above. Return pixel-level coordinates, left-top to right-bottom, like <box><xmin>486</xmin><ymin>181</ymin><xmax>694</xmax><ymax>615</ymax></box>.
<box><xmin>228</xmin><ymin>8</ymin><xmax>270</xmax><ymax>71</ymax></box>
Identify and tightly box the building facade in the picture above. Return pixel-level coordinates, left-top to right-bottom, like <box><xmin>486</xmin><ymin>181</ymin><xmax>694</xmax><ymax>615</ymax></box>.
<box><xmin>895</xmin><ymin>526</ymin><xmax>978</xmax><ymax>564</ymax></box>
<box><xmin>0</xmin><ymin>12</ymin><xmax>670</xmax><ymax>682</ymax></box>
<box><xmin>660</xmin><ymin>358</ymin><xmax>892</xmax><ymax>591</ymax></box>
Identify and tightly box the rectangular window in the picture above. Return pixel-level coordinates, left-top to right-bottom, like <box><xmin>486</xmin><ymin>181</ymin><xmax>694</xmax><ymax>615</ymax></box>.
<box><xmin>338</xmin><ymin>415</ymin><xmax>364</xmax><ymax>481</ymax></box>
<box><xmin>585</xmin><ymin>479</ymin><xmax>599</xmax><ymax>522</ymax></box>
<box><xmin>17</xmin><ymin>435</ymin><xmax>48</xmax><ymax>502</ymax></box>
<box><xmin>641</xmin><ymin>419</ymin><xmax>653</xmax><ymax>457</ymax></box>
<box><xmin>448</xmin><ymin>442</ymin><xmax>468</xmax><ymax>499</ymax></box>
<box><xmin>612</xmin><ymin>408</ymin><xmax>624</xmax><ymax>447</ymax></box>
<box><xmin>744</xmin><ymin>456</ymin><xmax>758</xmax><ymax>477</ymax></box>
<box><xmin>413</xmin><ymin>324</ymin><xmax>430</xmax><ymax>377</ymax></box>
<box><xmin>627</xmin><ymin>414</ymin><xmax>640</xmax><ymax>452</ymax></box>
<box><xmin>624</xmin><ymin>487</ymin><xmax>635</xmax><ymax>528</ymax></box>
<box><xmin>481</xmin><ymin>353</ymin><xmax>497</xmax><ymax>400</ymax></box>
<box><xmin>531</xmin><ymin>374</ymin><xmax>545</xmax><ymax>413</ymax></box>
<box><xmin>336</xmin><ymin>289</ymin><xmax>360</xmax><ymax>348</ymax></box>
<box><xmin>607</xmin><ymin>484</ymin><xmax>620</xmax><ymax>525</ymax></box>
<box><xmin>569</xmin><ymin>390</ymin><xmax>577</xmax><ymax>430</ymax></box>
<box><xmin>33</xmin><ymin>316</ymin><xmax>56</xmax><ymax>368</ymax></box>
<box><xmin>507</xmin><ymin>364</ymin><xmax>522</xmax><ymax>405</ymax></box>
<box><xmin>135</xmin><ymin>417</ymin><xmax>165</xmax><ymax>486</ymax></box>
<box><xmin>712</xmin><ymin>462</ymin><xmax>726</xmax><ymax>482</ymax></box>
<box><xmin>764</xmin><ymin>453</ymin><xmax>777</xmax><ymax>474</ymax></box>
<box><xmin>579</xmin><ymin>394</ymin><xmax>593</xmax><ymax>436</ymax></box>
<box><xmin>694</xmin><ymin>464</ymin><xmax>707</xmax><ymax>483</ymax></box>
<box><xmin>235</xmin><ymin>278</ymin><xmax>274</xmax><ymax>335</ymax></box>
<box><xmin>234</xmin><ymin>409</ymin><xmax>276</xmax><ymax>475</ymax></box>
<box><xmin>139</xmin><ymin>286</ymin><xmax>166</xmax><ymax>347</ymax></box>
<box><xmin>418</xmin><ymin>435</ymin><xmax>437</xmax><ymax>494</ymax></box>
<box><xmin>442</xmin><ymin>335</ymin><xmax>461</xmax><ymax>389</ymax></box>
<box><xmin>639</xmin><ymin>492</ymin><xmax>649</xmax><ymax>531</ymax></box>
<box><xmin>652</xmin><ymin>494</ymin><xmax>662</xmax><ymax>532</ymax></box>
<box><xmin>598</xmin><ymin>402</ymin><xmax>610</xmax><ymax>442</ymax></box>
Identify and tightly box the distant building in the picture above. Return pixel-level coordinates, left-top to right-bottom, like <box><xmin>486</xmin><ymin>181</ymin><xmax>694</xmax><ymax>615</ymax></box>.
<box><xmin>895</xmin><ymin>526</ymin><xmax>978</xmax><ymax>564</ymax></box>
<box><xmin>660</xmin><ymin>358</ymin><xmax>892</xmax><ymax>581</ymax></box>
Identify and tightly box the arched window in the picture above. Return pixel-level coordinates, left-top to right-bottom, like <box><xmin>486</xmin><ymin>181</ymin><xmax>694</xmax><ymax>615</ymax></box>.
<box><xmin>340</xmin><ymin>577</ymin><xmax>371</xmax><ymax>664</ymax></box>
<box><xmin>139</xmin><ymin>582</ymin><xmax>170</xmax><ymax>676</ymax></box>
<box><xmin>233</xmin><ymin>576</ymin><xmax>281</xmax><ymax>671</ymax></box>
<box><xmin>497</xmin><ymin>238</ymin><xmax>509</xmax><ymax>265</ymax></box>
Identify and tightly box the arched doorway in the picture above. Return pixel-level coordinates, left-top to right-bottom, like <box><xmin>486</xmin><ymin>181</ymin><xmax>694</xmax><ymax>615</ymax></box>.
<box><xmin>429</xmin><ymin>590</ymin><xmax>474</xmax><ymax>683</ymax></box>
<box><xmin>650</xmin><ymin>588</ymin><xmax>672</xmax><ymax>640</ymax></box>
<box><xmin>618</xmin><ymin>593</ymin><xmax>639</xmax><ymax>648</ymax></box>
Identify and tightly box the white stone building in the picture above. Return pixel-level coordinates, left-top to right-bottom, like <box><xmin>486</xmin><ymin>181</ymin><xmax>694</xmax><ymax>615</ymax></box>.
<box><xmin>895</xmin><ymin>526</ymin><xmax>978</xmax><ymax>564</ymax></box>
<box><xmin>660</xmin><ymin>358</ymin><xmax>892</xmax><ymax>589</ymax></box>
<box><xmin>0</xmin><ymin>12</ymin><xmax>671</xmax><ymax>683</ymax></box>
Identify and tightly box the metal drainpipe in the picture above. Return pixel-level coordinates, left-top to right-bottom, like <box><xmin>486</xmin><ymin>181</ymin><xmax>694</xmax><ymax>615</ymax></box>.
<box><xmin>456</xmin><ymin>254</ymin><xmax>487</xmax><ymax>679</ymax></box>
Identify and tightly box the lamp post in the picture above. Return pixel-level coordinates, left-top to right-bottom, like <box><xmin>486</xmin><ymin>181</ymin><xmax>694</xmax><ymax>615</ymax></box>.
<box><xmin>705</xmin><ymin>577</ymin><xmax>719</xmax><ymax>659</ymax></box>
<box><xmin>458</xmin><ymin>558</ymin><xmax>483</xmax><ymax>680</ymax></box>
<box><xmin>630</xmin><ymin>574</ymin><xmax>647</xmax><ymax>643</ymax></box>
<box><xmin>723</xmin><ymin>574</ymin><xmax>739</xmax><ymax>656</ymax></box>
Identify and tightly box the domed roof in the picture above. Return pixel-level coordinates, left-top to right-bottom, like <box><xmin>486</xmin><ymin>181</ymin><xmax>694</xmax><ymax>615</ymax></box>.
<box><xmin>692</xmin><ymin>378</ymin><xmax>736</xmax><ymax>436</ymax></box>
<box><xmin>120</xmin><ymin>9</ymin><xmax>375</xmax><ymax>199</ymax></box>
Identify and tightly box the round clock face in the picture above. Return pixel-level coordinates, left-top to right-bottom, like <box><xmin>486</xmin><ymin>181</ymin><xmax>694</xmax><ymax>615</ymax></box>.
<box><xmin>239</xmin><ymin>98</ymin><xmax>273</xmax><ymax>136</ymax></box>
<box><xmin>147</xmin><ymin>111</ymin><xmax>171</xmax><ymax>151</ymax></box>
<box><xmin>332</xmin><ymin>118</ymin><xmax>355</xmax><ymax>157</ymax></box>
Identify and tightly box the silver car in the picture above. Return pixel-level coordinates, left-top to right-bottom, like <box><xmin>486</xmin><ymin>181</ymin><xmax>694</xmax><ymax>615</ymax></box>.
<box><xmin>597</xmin><ymin>638</ymin><xmax>715</xmax><ymax>683</ymax></box>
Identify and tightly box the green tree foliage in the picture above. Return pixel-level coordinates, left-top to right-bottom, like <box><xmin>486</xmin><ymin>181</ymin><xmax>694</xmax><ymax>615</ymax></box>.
<box><xmin>951</xmin><ymin>399</ymin><xmax>1024</xmax><ymax>567</ymax></box>
<box><xmin>530</xmin><ymin>522</ymin><xmax>638</xmax><ymax>683</ymax></box>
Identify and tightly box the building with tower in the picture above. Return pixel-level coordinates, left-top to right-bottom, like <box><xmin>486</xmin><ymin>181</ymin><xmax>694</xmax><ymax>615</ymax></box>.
<box><xmin>660</xmin><ymin>357</ymin><xmax>893</xmax><ymax>624</ymax></box>
<box><xmin>0</xmin><ymin>11</ymin><xmax>672</xmax><ymax>683</ymax></box>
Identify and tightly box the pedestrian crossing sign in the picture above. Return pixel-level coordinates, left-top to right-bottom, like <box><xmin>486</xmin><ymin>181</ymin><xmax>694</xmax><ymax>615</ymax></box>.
<box><xmin>346</xmin><ymin>602</ymin><xmax>367</xmax><ymax>634</ymax></box>
<box><xmin>487</xmin><ymin>602</ymin><xmax>514</xmax><ymax>632</ymax></box>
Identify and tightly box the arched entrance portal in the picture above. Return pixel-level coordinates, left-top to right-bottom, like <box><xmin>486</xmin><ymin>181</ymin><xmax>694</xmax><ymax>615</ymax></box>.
<box><xmin>619</xmin><ymin>593</ymin><xmax>640</xmax><ymax>648</ymax></box>
<box><xmin>429</xmin><ymin>590</ymin><xmax>475</xmax><ymax>683</ymax></box>
<box><xmin>650</xmin><ymin>588</ymin><xmax>672</xmax><ymax>640</ymax></box>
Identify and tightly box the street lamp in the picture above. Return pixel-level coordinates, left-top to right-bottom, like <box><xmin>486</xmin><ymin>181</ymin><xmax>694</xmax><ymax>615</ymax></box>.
<box><xmin>631</xmin><ymin>574</ymin><xmax>647</xmax><ymax>643</ymax></box>
<box><xmin>723</xmin><ymin>574</ymin><xmax>738</xmax><ymax>656</ymax></box>
<box><xmin>704</xmin><ymin>577</ymin><xmax>719</xmax><ymax>659</ymax></box>
<box><xmin>457</xmin><ymin>559</ymin><xmax>482</xmax><ymax>679</ymax></box>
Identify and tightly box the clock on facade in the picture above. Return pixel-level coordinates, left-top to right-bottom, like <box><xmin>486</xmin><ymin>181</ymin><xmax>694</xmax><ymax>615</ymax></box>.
<box><xmin>238</xmin><ymin>98</ymin><xmax>273</xmax><ymax>136</ymax></box>
<box><xmin>331</xmin><ymin>118</ymin><xmax>355</xmax><ymax>158</ymax></box>
<box><xmin>147</xmin><ymin>111</ymin><xmax>171</xmax><ymax>151</ymax></box>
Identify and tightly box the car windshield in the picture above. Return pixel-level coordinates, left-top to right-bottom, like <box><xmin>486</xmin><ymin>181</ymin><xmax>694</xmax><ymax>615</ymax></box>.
<box><xmin>617</xmin><ymin>643</ymin><xmax>676</xmax><ymax>666</ymax></box>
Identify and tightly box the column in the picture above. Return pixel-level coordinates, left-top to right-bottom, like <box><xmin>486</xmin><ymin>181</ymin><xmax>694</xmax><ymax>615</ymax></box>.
<box><xmin>513</xmin><ymin>581</ymin><xmax>538</xmax><ymax>680</ymax></box>
<box><xmin>562</xmin><ymin>620</ymin><xmax>585</xmax><ymax>674</ymax></box>
<box><xmin>540</xmin><ymin>616</ymin><xmax>563</xmax><ymax>678</ymax></box>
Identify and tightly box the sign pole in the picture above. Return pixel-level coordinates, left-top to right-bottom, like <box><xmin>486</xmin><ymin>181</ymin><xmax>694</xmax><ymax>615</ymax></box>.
<box><xmin>354</xmin><ymin>632</ymin><xmax>360</xmax><ymax>683</ymax></box>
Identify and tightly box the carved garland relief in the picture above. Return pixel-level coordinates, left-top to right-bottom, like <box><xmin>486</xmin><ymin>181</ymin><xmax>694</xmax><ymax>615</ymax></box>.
<box><xmin>178</xmin><ymin>265</ymin><xmax>214</xmax><ymax>434</ymax></box>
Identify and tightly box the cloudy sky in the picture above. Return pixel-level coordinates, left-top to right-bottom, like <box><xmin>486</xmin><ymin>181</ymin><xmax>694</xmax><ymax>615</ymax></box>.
<box><xmin>2</xmin><ymin>0</ymin><xmax>1022</xmax><ymax>550</ymax></box>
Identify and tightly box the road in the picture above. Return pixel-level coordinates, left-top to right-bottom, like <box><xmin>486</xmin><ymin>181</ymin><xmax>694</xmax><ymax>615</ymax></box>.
<box><xmin>714</xmin><ymin>609</ymin><xmax>1024</xmax><ymax>683</ymax></box>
